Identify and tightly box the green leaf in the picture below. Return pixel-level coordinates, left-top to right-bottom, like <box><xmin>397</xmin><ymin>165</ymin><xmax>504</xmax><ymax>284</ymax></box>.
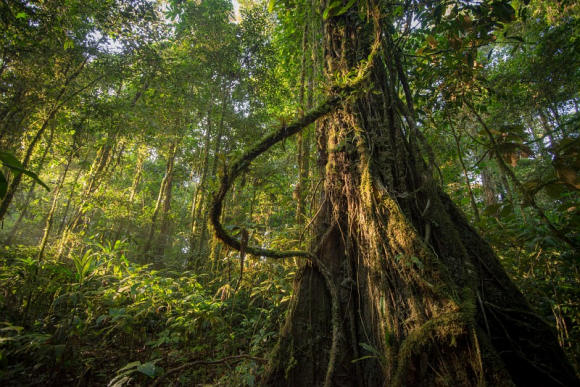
<box><xmin>434</xmin><ymin>5</ymin><xmax>443</xmax><ymax>23</ymax></box>
<box><xmin>360</xmin><ymin>342</ymin><xmax>382</xmax><ymax>356</ymax></box>
<box><xmin>523</xmin><ymin>180</ymin><xmax>539</xmax><ymax>192</ymax></box>
<box><xmin>0</xmin><ymin>151</ymin><xmax>23</xmax><ymax>169</ymax></box>
<box><xmin>118</xmin><ymin>361</ymin><xmax>141</xmax><ymax>372</ymax></box>
<box><xmin>267</xmin><ymin>0</ymin><xmax>275</xmax><ymax>13</ymax></box>
<box><xmin>491</xmin><ymin>1</ymin><xmax>515</xmax><ymax>23</ymax></box>
<box><xmin>484</xmin><ymin>203</ymin><xmax>501</xmax><ymax>216</ymax></box>
<box><xmin>426</xmin><ymin>35</ymin><xmax>438</xmax><ymax>48</ymax></box>
<box><xmin>54</xmin><ymin>344</ymin><xmax>66</xmax><ymax>361</ymax></box>
<box><xmin>328</xmin><ymin>1</ymin><xmax>342</xmax><ymax>10</ymax></box>
<box><xmin>466</xmin><ymin>51</ymin><xmax>474</xmax><ymax>68</ymax></box>
<box><xmin>393</xmin><ymin>5</ymin><xmax>404</xmax><ymax>17</ymax></box>
<box><xmin>545</xmin><ymin>183</ymin><xmax>567</xmax><ymax>199</ymax></box>
<box><xmin>21</xmin><ymin>169</ymin><xmax>50</xmax><ymax>192</ymax></box>
<box><xmin>0</xmin><ymin>349</ymin><xmax>8</xmax><ymax>370</ymax></box>
<box><xmin>137</xmin><ymin>362</ymin><xmax>158</xmax><ymax>378</ymax></box>
<box><xmin>410</xmin><ymin>256</ymin><xmax>425</xmax><ymax>270</ymax></box>
<box><xmin>557</xmin><ymin>202</ymin><xmax>575</xmax><ymax>212</ymax></box>
<box><xmin>499</xmin><ymin>204</ymin><xmax>512</xmax><ymax>218</ymax></box>
<box><xmin>0</xmin><ymin>151</ymin><xmax>50</xmax><ymax>192</ymax></box>
<box><xmin>245</xmin><ymin>374</ymin><xmax>255</xmax><ymax>386</ymax></box>
<box><xmin>323</xmin><ymin>0</ymin><xmax>342</xmax><ymax>20</ymax></box>
<box><xmin>351</xmin><ymin>355</ymin><xmax>376</xmax><ymax>363</ymax></box>
<box><xmin>336</xmin><ymin>0</ymin><xmax>357</xmax><ymax>17</ymax></box>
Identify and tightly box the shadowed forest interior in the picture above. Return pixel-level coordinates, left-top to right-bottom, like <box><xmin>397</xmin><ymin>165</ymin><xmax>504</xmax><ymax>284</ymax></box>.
<box><xmin>0</xmin><ymin>0</ymin><xmax>579</xmax><ymax>385</ymax></box>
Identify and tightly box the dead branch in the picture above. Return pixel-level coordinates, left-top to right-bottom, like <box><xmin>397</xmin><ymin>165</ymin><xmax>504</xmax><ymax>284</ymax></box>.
<box><xmin>150</xmin><ymin>355</ymin><xmax>267</xmax><ymax>387</ymax></box>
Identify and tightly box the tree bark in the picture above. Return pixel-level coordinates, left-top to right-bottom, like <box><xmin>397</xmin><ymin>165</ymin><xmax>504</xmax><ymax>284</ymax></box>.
<box><xmin>262</xmin><ymin>7</ymin><xmax>578</xmax><ymax>387</ymax></box>
<box><xmin>55</xmin><ymin>156</ymin><xmax>85</xmax><ymax>238</ymax></box>
<box><xmin>197</xmin><ymin>91</ymin><xmax>229</xmax><ymax>259</ymax></box>
<box><xmin>55</xmin><ymin>131</ymin><xmax>122</xmax><ymax>259</ymax></box>
<box><xmin>481</xmin><ymin>166</ymin><xmax>497</xmax><ymax>207</ymax></box>
<box><xmin>61</xmin><ymin>137</ymin><xmax>114</xmax><ymax>237</ymax></box>
<box><xmin>110</xmin><ymin>144</ymin><xmax>147</xmax><ymax>244</ymax></box>
<box><xmin>130</xmin><ymin>144</ymin><xmax>147</xmax><ymax>204</ymax></box>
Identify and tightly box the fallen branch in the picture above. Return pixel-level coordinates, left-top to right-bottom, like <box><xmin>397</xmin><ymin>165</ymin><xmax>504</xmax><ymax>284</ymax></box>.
<box><xmin>150</xmin><ymin>355</ymin><xmax>267</xmax><ymax>387</ymax></box>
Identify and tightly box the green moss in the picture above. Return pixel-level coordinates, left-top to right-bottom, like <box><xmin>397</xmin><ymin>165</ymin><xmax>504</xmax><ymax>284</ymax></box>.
<box><xmin>393</xmin><ymin>308</ymin><xmax>468</xmax><ymax>385</ymax></box>
<box><xmin>284</xmin><ymin>356</ymin><xmax>297</xmax><ymax>380</ymax></box>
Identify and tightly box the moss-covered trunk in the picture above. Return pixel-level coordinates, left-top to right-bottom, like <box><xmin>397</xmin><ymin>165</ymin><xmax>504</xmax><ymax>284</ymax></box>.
<box><xmin>263</xmin><ymin>6</ymin><xmax>578</xmax><ymax>387</ymax></box>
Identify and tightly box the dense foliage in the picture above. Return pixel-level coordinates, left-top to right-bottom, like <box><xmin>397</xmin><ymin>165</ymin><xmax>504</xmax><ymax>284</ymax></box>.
<box><xmin>0</xmin><ymin>0</ymin><xmax>578</xmax><ymax>385</ymax></box>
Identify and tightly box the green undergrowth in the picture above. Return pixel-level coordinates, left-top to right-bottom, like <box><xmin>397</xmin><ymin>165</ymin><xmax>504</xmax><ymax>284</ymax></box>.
<box><xmin>0</xmin><ymin>243</ymin><xmax>290</xmax><ymax>386</ymax></box>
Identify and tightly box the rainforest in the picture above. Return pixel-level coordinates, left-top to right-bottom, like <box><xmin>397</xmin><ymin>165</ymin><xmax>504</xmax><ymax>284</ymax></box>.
<box><xmin>1</xmin><ymin>0</ymin><xmax>579</xmax><ymax>386</ymax></box>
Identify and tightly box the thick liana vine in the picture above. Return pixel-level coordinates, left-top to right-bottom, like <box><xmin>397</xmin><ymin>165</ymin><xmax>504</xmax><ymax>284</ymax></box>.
<box><xmin>209</xmin><ymin>94</ymin><xmax>343</xmax><ymax>260</ymax></box>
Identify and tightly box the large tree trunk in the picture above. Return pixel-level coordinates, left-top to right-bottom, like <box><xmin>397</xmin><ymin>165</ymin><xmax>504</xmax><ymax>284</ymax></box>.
<box><xmin>263</xmin><ymin>6</ymin><xmax>578</xmax><ymax>387</ymax></box>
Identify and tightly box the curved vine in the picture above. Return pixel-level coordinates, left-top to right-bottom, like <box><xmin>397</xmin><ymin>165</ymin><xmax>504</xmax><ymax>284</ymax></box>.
<box><xmin>209</xmin><ymin>94</ymin><xmax>343</xmax><ymax>260</ymax></box>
